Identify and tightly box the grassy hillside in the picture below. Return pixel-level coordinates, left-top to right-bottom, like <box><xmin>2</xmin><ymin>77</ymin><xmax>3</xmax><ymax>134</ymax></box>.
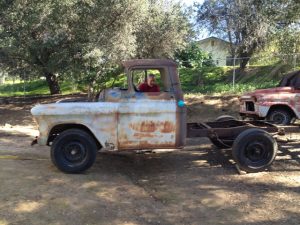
<box><xmin>0</xmin><ymin>63</ymin><xmax>299</xmax><ymax>97</ymax></box>
<box><xmin>180</xmin><ymin>63</ymin><xmax>300</xmax><ymax>94</ymax></box>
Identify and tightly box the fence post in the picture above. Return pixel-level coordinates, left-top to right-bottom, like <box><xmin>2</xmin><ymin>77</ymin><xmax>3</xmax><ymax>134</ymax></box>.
<box><xmin>294</xmin><ymin>54</ymin><xmax>297</xmax><ymax>70</ymax></box>
<box><xmin>232</xmin><ymin>56</ymin><xmax>236</xmax><ymax>90</ymax></box>
<box><xmin>23</xmin><ymin>61</ymin><xmax>26</xmax><ymax>99</ymax></box>
<box><xmin>0</xmin><ymin>71</ymin><xmax>4</xmax><ymax>85</ymax></box>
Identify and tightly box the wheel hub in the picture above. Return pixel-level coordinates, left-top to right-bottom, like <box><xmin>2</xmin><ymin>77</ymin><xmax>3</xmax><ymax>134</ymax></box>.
<box><xmin>71</xmin><ymin>150</ymin><xmax>77</xmax><ymax>155</ymax></box>
<box><xmin>272</xmin><ymin>113</ymin><xmax>285</xmax><ymax>124</ymax></box>
<box><xmin>63</xmin><ymin>141</ymin><xmax>86</xmax><ymax>163</ymax></box>
<box><xmin>245</xmin><ymin>141</ymin><xmax>267</xmax><ymax>162</ymax></box>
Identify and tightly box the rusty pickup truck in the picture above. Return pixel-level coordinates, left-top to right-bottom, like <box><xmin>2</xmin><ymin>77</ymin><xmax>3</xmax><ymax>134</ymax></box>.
<box><xmin>240</xmin><ymin>70</ymin><xmax>300</xmax><ymax>125</ymax></box>
<box><xmin>31</xmin><ymin>59</ymin><xmax>282</xmax><ymax>173</ymax></box>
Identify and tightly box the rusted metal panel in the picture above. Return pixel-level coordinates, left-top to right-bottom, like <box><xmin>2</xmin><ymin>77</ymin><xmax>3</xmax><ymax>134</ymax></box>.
<box><xmin>101</xmin><ymin>88</ymin><xmax>176</xmax><ymax>102</ymax></box>
<box><xmin>31</xmin><ymin>59</ymin><xmax>187</xmax><ymax>151</ymax></box>
<box><xmin>31</xmin><ymin>103</ymin><xmax>119</xmax><ymax>148</ymax></box>
<box><xmin>31</xmin><ymin>100</ymin><xmax>178</xmax><ymax>150</ymax></box>
<box><xmin>240</xmin><ymin>87</ymin><xmax>300</xmax><ymax>118</ymax></box>
<box><xmin>117</xmin><ymin>100</ymin><xmax>177</xmax><ymax>150</ymax></box>
<box><xmin>168</xmin><ymin>66</ymin><xmax>186</xmax><ymax>148</ymax></box>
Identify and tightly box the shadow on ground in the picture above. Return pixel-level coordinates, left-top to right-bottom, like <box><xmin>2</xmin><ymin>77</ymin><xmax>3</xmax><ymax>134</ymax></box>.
<box><xmin>0</xmin><ymin>133</ymin><xmax>299</xmax><ymax>225</ymax></box>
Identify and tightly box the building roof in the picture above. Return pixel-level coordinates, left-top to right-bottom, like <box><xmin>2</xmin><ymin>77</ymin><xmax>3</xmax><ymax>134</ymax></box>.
<box><xmin>198</xmin><ymin>36</ymin><xmax>231</xmax><ymax>45</ymax></box>
<box><xmin>122</xmin><ymin>59</ymin><xmax>177</xmax><ymax>68</ymax></box>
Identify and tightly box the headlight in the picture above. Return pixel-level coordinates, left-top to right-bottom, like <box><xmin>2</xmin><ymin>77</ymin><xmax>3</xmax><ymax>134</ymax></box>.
<box><xmin>252</xmin><ymin>96</ymin><xmax>257</xmax><ymax>102</ymax></box>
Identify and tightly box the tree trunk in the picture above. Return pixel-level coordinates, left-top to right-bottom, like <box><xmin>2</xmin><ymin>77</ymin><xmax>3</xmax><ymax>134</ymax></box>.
<box><xmin>45</xmin><ymin>72</ymin><xmax>60</xmax><ymax>95</ymax></box>
<box><xmin>239</xmin><ymin>42</ymin><xmax>258</xmax><ymax>70</ymax></box>
<box><xmin>240</xmin><ymin>57</ymin><xmax>250</xmax><ymax>70</ymax></box>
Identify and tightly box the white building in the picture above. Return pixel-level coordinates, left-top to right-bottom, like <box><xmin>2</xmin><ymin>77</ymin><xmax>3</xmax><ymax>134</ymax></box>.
<box><xmin>198</xmin><ymin>37</ymin><xmax>233</xmax><ymax>66</ymax></box>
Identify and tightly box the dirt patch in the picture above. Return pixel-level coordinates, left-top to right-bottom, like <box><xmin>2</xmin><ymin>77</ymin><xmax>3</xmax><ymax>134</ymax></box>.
<box><xmin>185</xmin><ymin>93</ymin><xmax>240</xmax><ymax>122</ymax></box>
<box><xmin>0</xmin><ymin>95</ymin><xmax>299</xmax><ymax>225</ymax></box>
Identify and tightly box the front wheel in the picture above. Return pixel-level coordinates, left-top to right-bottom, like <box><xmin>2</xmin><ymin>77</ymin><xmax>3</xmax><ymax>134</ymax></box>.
<box><xmin>267</xmin><ymin>109</ymin><xmax>292</xmax><ymax>125</ymax></box>
<box><xmin>51</xmin><ymin>129</ymin><xmax>98</xmax><ymax>173</ymax></box>
<box><xmin>232</xmin><ymin>128</ymin><xmax>277</xmax><ymax>173</ymax></box>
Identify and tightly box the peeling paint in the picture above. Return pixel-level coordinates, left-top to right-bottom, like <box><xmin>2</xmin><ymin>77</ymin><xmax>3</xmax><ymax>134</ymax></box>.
<box><xmin>240</xmin><ymin>86</ymin><xmax>300</xmax><ymax>118</ymax></box>
<box><xmin>31</xmin><ymin>59</ymin><xmax>186</xmax><ymax>151</ymax></box>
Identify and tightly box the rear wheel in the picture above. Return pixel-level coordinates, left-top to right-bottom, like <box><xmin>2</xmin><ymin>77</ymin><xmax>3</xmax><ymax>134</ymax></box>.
<box><xmin>51</xmin><ymin>129</ymin><xmax>97</xmax><ymax>173</ymax></box>
<box><xmin>232</xmin><ymin>128</ymin><xmax>277</xmax><ymax>173</ymax></box>
<box><xmin>210</xmin><ymin>138</ymin><xmax>234</xmax><ymax>149</ymax></box>
<box><xmin>215</xmin><ymin>115</ymin><xmax>236</xmax><ymax>122</ymax></box>
<box><xmin>210</xmin><ymin>115</ymin><xmax>236</xmax><ymax>149</ymax></box>
<box><xmin>267</xmin><ymin>109</ymin><xmax>292</xmax><ymax>125</ymax></box>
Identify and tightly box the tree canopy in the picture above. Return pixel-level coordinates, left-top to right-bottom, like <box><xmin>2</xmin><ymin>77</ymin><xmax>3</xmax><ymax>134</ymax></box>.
<box><xmin>195</xmin><ymin>0</ymin><xmax>300</xmax><ymax>69</ymax></box>
<box><xmin>0</xmin><ymin>0</ymin><xmax>191</xmax><ymax>95</ymax></box>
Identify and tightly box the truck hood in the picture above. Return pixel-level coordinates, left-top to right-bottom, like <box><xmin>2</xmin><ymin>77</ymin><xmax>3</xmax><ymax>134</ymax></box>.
<box><xmin>31</xmin><ymin>101</ymin><xmax>177</xmax><ymax>117</ymax></box>
<box><xmin>241</xmin><ymin>87</ymin><xmax>293</xmax><ymax>99</ymax></box>
<box><xmin>31</xmin><ymin>102</ymin><xmax>119</xmax><ymax>116</ymax></box>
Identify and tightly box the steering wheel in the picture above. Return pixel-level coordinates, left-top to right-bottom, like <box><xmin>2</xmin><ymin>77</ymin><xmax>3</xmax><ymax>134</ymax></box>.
<box><xmin>133</xmin><ymin>84</ymin><xmax>140</xmax><ymax>92</ymax></box>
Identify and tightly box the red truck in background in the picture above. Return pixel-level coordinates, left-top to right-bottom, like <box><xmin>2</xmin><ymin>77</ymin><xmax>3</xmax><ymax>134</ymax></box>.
<box><xmin>239</xmin><ymin>70</ymin><xmax>300</xmax><ymax>125</ymax></box>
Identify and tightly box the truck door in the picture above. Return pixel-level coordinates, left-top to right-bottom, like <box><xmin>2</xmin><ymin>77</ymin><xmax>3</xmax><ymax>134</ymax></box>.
<box><xmin>117</xmin><ymin>67</ymin><xmax>177</xmax><ymax>150</ymax></box>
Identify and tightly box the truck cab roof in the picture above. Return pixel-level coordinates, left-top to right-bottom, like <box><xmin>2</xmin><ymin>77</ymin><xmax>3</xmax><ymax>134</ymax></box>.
<box><xmin>122</xmin><ymin>59</ymin><xmax>177</xmax><ymax>69</ymax></box>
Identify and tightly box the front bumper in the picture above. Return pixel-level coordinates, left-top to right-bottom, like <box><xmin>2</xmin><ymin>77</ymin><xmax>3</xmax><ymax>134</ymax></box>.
<box><xmin>31</xmin><ymin>135</ymin><xmax>48</xmax><ymax>146</ymax></box>
<box><xmin>31</xmin><ymin>136</ymin><xmax>38</xmax><ymax>146</ymax></box>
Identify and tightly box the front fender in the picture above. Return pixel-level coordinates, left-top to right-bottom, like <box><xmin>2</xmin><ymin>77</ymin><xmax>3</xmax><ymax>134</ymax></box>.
<box><xmin>257</xmin><ymin>102</ymin><xmax>297</xmax><ymax>118</ymax></box>
<box><xmin>31</xmin><ymin>103</ymin><xmax>119</xmax><ymax>149</ymax></box>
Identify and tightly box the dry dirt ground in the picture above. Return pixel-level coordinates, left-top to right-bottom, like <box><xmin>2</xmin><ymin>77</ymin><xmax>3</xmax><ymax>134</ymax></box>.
<box><xmin>0</xmin><ymin>94</ymin><xmax>299</xmax><ymax>225</ymax></box>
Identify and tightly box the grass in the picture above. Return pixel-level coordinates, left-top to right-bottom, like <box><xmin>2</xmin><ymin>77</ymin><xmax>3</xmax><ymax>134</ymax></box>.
<box><xmin>0</xmin><ymin>79</ymin><xmax>83</xmax><ymax>97</ymax></box>
<box><xmin>0</xmin><ymin>63</ymin><xmax>299</xmax><ymax>97</ymax></box>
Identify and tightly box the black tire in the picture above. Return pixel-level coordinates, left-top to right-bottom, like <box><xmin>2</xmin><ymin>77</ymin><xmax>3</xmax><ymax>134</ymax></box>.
<box><xmin>210</xmin><ymin>115</ymin><xmax>236</xmax><ymax>149</ymax></box>
<box><xmin>51</xmin><ymin>129</ymin><xmax>97</xmax><ymax>173</ymax></box>
<box><xmin>232</xmin><ymin>128</ymin><xmax>278</xmax><ymax>173</ymax></box>
<box><xmin>267</xmin><ymin>109</ymin><xmax>292</xmax><ymax>125</ymax></box>
<box><xmin>215</xmin><ymin>115</ymin><xmax>236</xmax><ymax>122</ymax></box>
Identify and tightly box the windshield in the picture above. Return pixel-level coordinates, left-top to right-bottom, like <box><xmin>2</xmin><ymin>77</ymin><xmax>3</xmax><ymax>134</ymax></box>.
<box><xmin>279</xmin><ymin>70</ymin><xmax>300</xmax><ymax>87</ymax></box>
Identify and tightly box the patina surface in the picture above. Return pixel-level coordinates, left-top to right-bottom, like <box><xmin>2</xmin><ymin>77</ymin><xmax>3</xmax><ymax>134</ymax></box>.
<box><xmin>240</xmin><ymin>87</ymin><xmax>300</xmax><ymax>118</ymax></box>
<box><xmin>31</xmin><ymin>59</ymin><xmax>186</xmax><ymax>151</ymax></box>
<box><xmin>240</xmin><ymin>71</ymin><xmax>300</xmax><ymax>119</ymax></box>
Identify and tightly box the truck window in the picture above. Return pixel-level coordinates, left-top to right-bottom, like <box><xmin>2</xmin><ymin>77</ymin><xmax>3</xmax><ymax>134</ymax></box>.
<box><xmin>110</xmin><ymin>73</ymin><xmax>128</xmax><ymax>90</ymax></box>
<box><xmin>131</xmin><ymin>68</ymin><xmax>172</xmax><ymax>92</ymax></box>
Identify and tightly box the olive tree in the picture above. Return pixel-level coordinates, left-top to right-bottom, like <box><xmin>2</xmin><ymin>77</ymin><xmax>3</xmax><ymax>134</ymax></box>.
<box><xmin>135</xmin><ymin>0</ymin><xmax>191</xmax><ymax>58</ymax></box>
<box><xmin>195</xmin><ymin>0</ymin><xmax>275</xmax><ymax>69</ymax></box>
<box><xmin>0</xmin><ymin>0</ymin><xmax>191</xmax><ymax>96</ymax></box>
<box><xmin>272</xmin><ymin>0</ymin><xmax>300</xmax><ymax>55</ymax></box>
<box><xmin>195</xmin><ymin>0</ymin><xmax>300</xmax><ymax>69</ymax></box>
<box><xmin>0</xmin><ymin>0</ymin><xmax>141</xmax><ymax>95</ymax></box>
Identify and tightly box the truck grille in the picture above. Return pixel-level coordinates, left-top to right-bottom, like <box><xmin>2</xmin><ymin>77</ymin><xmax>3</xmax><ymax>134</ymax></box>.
<box><xmin>245</xmin><ymin>101</ymin><xmax>255</xmax><ymax>111</ymax></box>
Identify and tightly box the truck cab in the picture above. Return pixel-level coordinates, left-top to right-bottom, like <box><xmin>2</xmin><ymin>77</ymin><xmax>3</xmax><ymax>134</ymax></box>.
<box><xmin>97</xmin><ymin>59</ymin><xmax>187</xmax><ymax>150</ymax></box>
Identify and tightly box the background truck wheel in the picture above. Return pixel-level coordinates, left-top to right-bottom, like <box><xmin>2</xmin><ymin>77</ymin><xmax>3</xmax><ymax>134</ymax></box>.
<box><xmin>51</xmin><ymin>129</ymin><xmax>97</xmax><ymax>173</ymax></box>
<box><xmin>267</xmin><ymin>109</ymin><xmax>292</xmax><ymax>125</ymax></box>
<box><xmin>232</xmin><ymin>128</ymin><xmax>277</xmax><ymax>173</ymax></box>
<box><xmin>210</xmin><ymin>115</ymin><xmax>236</xmax><ymax>149</ymax></box>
